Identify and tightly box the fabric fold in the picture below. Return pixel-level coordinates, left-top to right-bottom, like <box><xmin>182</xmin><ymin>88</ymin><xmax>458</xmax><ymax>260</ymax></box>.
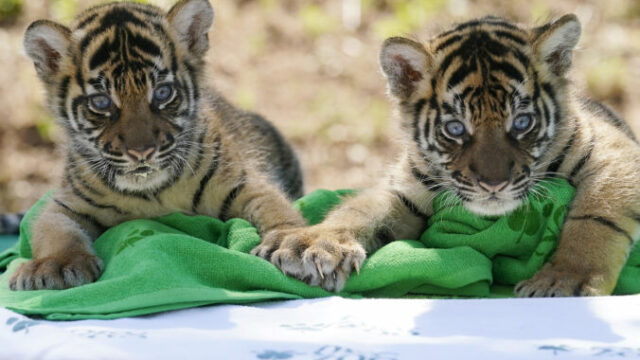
<box><xmin>0</xmin><ymin>178</ymin><xmax>637</xmax><ymax>320</ymax></box>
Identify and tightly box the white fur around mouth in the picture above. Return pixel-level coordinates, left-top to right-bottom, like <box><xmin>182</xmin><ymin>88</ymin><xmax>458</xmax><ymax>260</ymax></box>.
<box><xmin>129</xmin><ymin>166</ymin><xmax>154</xmax><ymax>178</ymax></box>
<box><xmin>464</xmin><ymin>197</ymin><xmax>524</xmax><ymax>216</ymax></box>
<box><xmin>115</xmin><ymin>166</ymin><xmax>170</xmax><ymax>192</ymax></box>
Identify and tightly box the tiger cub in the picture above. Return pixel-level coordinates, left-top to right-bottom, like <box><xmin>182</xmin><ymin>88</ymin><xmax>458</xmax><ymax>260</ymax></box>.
<box><xmin>254</xmin><ymin>15</ymin><xmax>640</xmax><ymax>297</ymax></box>
<box><xmin>10</xmin><ymin>0</ymin><xmax>306</xmax><ymax>290</ymax></box>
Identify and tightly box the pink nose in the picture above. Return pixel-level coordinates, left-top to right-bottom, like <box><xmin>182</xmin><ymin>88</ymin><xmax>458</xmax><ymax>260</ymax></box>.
<box><xmin>477</xmin><ymin>180</ymin><xmax>509</xmax><ymax>193</ymax></box>
<box><xmin>126</xmin><ymin>146</ymin><xmax>155</xmax><ymax>161</ymax></box>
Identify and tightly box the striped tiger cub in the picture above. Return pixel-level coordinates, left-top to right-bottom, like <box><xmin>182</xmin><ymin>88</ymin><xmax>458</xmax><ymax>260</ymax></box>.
<box><xmin>254</xmin><ymin>15</ymin><xmax>640</xmax><ymax>296</ymax></box>
<box><xmin>10</xmin><ymin>0</ymin><xmax>306</xmax><ymax>290</ymax></box>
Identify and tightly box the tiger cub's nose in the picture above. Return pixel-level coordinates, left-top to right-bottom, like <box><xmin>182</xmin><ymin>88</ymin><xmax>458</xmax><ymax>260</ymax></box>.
<box><xmin>126</xmin><ymin>146</ymin><xmax>156</xmax><ymax>162</ymax></box>
<box><xmin>477</xmin><ymin>178</ymin><xmax>509</xmax><ymax>193</ymax></box>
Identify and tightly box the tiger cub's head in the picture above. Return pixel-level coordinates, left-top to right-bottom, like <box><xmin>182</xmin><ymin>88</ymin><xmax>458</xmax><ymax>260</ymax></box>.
<box><xmin>380</xmin><ymin>15</ymin><xmax>581</xmax><ymax>216</ymax></box>
<box><xmin>23</xmin><ymin>0</ymin><xmax>214</xmax><ymax>192</ymax></box>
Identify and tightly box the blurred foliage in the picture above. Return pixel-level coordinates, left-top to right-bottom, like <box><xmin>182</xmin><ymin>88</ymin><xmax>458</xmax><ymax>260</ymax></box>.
<box><xmin>52</xmin><ymin>0</ymin><xmax>80</xmax><ymax>23</ymax></box>
<box><xmin>258</xmin><ymin>0</ymin><xmax>280</xmax><ymax>12</ymax></box>
<box><xmin>35</xmin><ymin>116</ymin><xmax>57</xmax><ymax>144</ymax></box>
<box><xmin>52</xmin><ymin>0</ymin><xmax>149</xmax><ymax>22</ymax></box>
<box><xmin>586</xmin><ymin>57</ymin><xmax>628</xmax><ymax>103</ymax></box>
<box><xmin>299</xmin><ymin>3</ymin><xmax>338</xmax><ymax>37</ymax></box>
<box><xmin>0</xmin><ymin>0</ymin><xmax>21</xmax><ymax>23</ymax></box>
<box><xmin>528</xmin><ymin>1</ymin><xmax>550</xmax><ymax>23</ymax></box>
<box><xmin>234</xmin><ymin>86</ymin><xmax>257</xmax><ymax>111</ymax></box>
<box><xmin>368</xmin><ymin>0</ymin><xmax>447</xmax><ymax>39</ymax></box>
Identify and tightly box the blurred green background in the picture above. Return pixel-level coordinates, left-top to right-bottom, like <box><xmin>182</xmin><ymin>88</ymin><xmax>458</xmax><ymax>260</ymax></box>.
<box><xmin>0</xmin><ymin>0</ymin><xmax>638</xmax><ymax>212</ymax></box>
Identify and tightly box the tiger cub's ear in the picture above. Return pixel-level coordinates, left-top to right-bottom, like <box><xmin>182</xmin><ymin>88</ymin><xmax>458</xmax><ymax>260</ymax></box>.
<box><xmin>379</xmin><ymin>37</ymin><xmax>431</xmax><ymax>100</ymax></box>
<box><xmin>167</xmin><ymin>0</ymin><xmax>214</xmax><ymax>58</ymax></box>
<box><xmin>532</xmin><ymin>14</ymin><xmax>581</xmax><ymax>76</ymax></box>
<box><xmin>23</xmin><ymin>20</ymin><xmax>71</xmax><ymax>83</ymax></box>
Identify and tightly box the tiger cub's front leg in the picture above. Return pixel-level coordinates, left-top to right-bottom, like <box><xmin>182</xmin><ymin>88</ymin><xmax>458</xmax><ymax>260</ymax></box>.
<box><xmin>9</xmin><ymin>199</ymin><xmax>104</xmax><ymax>290</ymax></box>
<box><xmin>218</xmin><ymin>176</ymin><xmax>307</xmax><ymax>237</ymax></box>
<box><xmin>252</xmin><ymin>173</ymin><xmax>429</xmax><ymax>291</ymax></box>
<box><xmin>516</xmin><ymin>145</ymin><xmax>640</xmax><ymax>297</ymax></box>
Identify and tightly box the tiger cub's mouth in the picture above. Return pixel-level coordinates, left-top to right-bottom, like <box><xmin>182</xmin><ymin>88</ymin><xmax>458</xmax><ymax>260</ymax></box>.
<box><xmin>464</xmin><ymin>197</ymin><xmax>524</xmax><ymax>217</ymax></box>
<box><xmin>129</xmin><ymin>166</ymin><xmax>154</xmax><ymax>176</ymax></box>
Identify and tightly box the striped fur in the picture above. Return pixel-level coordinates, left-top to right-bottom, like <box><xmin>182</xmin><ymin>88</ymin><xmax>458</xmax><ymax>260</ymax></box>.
<box><xmin>10</xmin><ymin>0</ymin><xmax>306</xmax><ymax>291</ymax></box>
<box><xmin>255</xmin><ymin>15</ymin><xmax>640</xmax><ymax>296</ymax></box>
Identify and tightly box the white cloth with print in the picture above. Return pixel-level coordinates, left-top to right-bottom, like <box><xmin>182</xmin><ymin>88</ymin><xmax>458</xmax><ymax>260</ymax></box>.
<box><xmin>2</xmin><ymin>295</ymin><xmax>639</xmax><ymax>359</ymax></box>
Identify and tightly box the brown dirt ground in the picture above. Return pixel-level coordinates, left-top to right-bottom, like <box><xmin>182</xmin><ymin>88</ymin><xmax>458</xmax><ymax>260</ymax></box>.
<box><xmin>0</xmin><ymin>0</ymin><xmax>638</xmax><ymax>213</ymax></box>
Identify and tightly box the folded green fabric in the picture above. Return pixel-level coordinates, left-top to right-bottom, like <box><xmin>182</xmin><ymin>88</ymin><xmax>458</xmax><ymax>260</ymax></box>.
<box><xmin>0</xmin><ymin>178</ymin><xmax>637</xmax><ymax>320</ymax></box>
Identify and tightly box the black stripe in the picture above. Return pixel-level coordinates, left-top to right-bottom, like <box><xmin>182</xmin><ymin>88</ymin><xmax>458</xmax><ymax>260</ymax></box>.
<box><xmin>191</xmin><ymin>141</ymin><xmax>221</xmax><ymax>212</ymax></box>
<box><xmin>77</xmin><ymin>13</ymin><xmax>98</xmax><ymax>30</ymax></box>
<box><xmin>129</xmin><ymin>6</ymin><xmax>161</xmax><ymax>18</ymax></box>
<box><xmin>628</xmin><ymin>211</ymin><xmax>640</xmax><ymax>224</ymax></box>
<box><xmin>447</xmin><ymin>59</ymin><xmax>477</xmax><ymax>89</ymax></box>
<box><xmin>438</xmin><ymin>31</ymin><xmax>510</xmax><ymax>78</ymax></box>
<box><xmin>493</xmin><ymin>30</ymin><xmax>526</xmax><ymax>45</ymax></box>
<box><xmin>493</xmin><ymin>60</ymin><xmax>524</xmax><ymax>82</ymax></box>
<box><xmin>53</xmin><ymin>198</ymin><xmax>105</xmax><ymax>230</ymax></box>
<box><xmin>193</xmin><ymin>130</ymin><xmax>209</xmax><ymax>172</ymax></box>
<box><xmin>239</xmin><ymin>193</ymin><xmax>264</xmax><ymax>219</ymax></box>
<box><xmin>581</xmin><ymin>98</ymin><xmax>636</xmax><ymax>142</ymax></box>
<box><xmin>119</xmin><ymin>190</ymin><xmax>151</xmax><ymax>201</ymax></box>
<box><xmin>87</xmin><ymin>77</ymin><xmax>106</xmax><ymax>91</ymax></box>
<box><xmin>70</xmin><ymin>96</ymin><xmax>86</xmax><ymax>131</ymax></box>
<box><xmin>76</xmin><ymin>175</ymin><xmax>103</xmax><ymax>197</ymax></box>
<box><xmin>89</xmin><ymin>38</ymin><xmax>112</xmax><ymax>70</ymax></box>
<box><xmin>184</xmin><ymin>62</ymin><xmax>200</xmax><ymax>103</ymax></box>
<box><xmin>412</xmin><ymin>98</ymin><xmax>427</xmax><ymax>145</ymax></box>
<box><xmin>151</xmin><ymin>23</ymin><xmax>178</xmax><ymax>73</ymax></box>
<box><xmin>426</xmin><ymin>96</ymin><xmax>440</xmax><ymax>152</ymax></box>
<box><xmin>66</xmin><ymin>173</ymin><xmax>127</xmax><ymax>215</ymax></box>
<box><xmin>151</xmin><ymin>156</ymin><xmax>186</xmax><ymax>197</ymax></box>
<box><xmin>79</xmin><ymin>8</ymin><xmax>148</xmax><ymax>53</ymax></box>
<box><xmin>541</xmin><ymin>82</ymin><xmax>560</xmax><ymax>127</ymax></box>
<box><xmin>547</xmin><ymin>130</ymin><xmax>576</xmax><ymax>173</ymax></box>
<box><xmin>438</xmin><ymin>18</ymin><xmax>520</xmax><ymax>38</ymax></box>
<box><xmin>129</xmin><ymin>32</ymin><xmax>161</xmax><ymax>58</ymax></box>
<box><xmin>568</xmin><ymin>215</ymin><xmax>634</xmax><ymax>244</ymax></box>
<box><xmin>57</xmin><ymin>76</ymin><xmax>71</xmax><ymax>120</ymax></box>
<box><xmin>410</xmin><ymin>164</ymin><xmax>443</xmax><ymax>192</ymax></box>
<box><xmin>435</xmin><ymin>34</ymin><xmax>462</xmax><ymax>52</ymax></box>
<box><xmin>67</xmin><ymin>156</ymin><xmax>104</xmax><ymax>197</ymax></box>
<box><xmin>510</xmin><ymin>49</ymin><xmax>530</xmax><ymax>70</ymax></box>
<box><xmin>540</xmin><ymin>99</ymin><xmax>551</xmax><ymax>129</ymax></box>
<box><xmin>568</xmin><ymin>146</ymin><xmax>593</xmax><ymax>182</ymax></box>
<box><xmin>87</xmin><ymin>165</ymin><xmax>151</xmax><ymax>201</ymax></box>
<box><xmin>394</xmin><ymin>191</ymin><xmax>429</xmax><ymax>221</ymax></box>
<box><xmin>219</xmin><ymin>182</ymin><xmax>246</xmax><ymax>221</ymax></box>
<box><xmin>374</xmin><ymin>227</ymin><xmax>395</xmax><ymax>246</ymax></box>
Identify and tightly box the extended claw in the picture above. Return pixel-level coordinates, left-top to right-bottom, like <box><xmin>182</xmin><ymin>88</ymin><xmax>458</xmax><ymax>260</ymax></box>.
<box><xmin>315</xmin><ymin>260</ymin><xmax>324</xmax><ymax>280</ymax></box>
<box><xmin>354</xmin><ymin>261</ymin><xmax>360</xmax><ymax>276</ymax></box>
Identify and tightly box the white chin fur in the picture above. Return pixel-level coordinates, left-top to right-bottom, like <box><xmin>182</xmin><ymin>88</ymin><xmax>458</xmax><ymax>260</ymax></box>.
<box><xmin>464</xmin><ymin>198</ymin><xmax>523</xmax><ymax>216</ymax></box>
<box><xmin>114</xmin><ymin>170</ymin><xmax>171</xmax><ymax>192</ymax></box>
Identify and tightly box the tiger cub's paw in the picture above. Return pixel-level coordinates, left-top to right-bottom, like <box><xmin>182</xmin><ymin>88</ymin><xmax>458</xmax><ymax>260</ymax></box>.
<box><xmin>251</xmin><ymin>226</ymin><xmax>366</xmax><ymax>292</ymax></box>
<box><xmin>9</xmin><ymin>254</ymin><xmax>103</xmax><ymax>291</ymax></box>
<box><xmin>515</xmin><ymin>262</ymin><xmax>610</xmax><ymax>297</ymax></box>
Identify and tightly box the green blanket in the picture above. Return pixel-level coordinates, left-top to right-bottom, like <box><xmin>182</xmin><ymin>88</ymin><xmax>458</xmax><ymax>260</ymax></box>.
<box><xmin>1</xmin><ymin>178</ymin><xmax>639</xmax><ymax>320</ymax></box>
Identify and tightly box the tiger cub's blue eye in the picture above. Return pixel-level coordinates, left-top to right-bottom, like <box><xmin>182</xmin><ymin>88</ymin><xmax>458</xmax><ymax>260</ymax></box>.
<box><xmin>513</xmin><ymin>114</ymin><xmax>533</xmax><ymax>132</ymax></box>
<box><xmin>444</xmin><ymin>120</ymin><xmax>466</xmax><ymax>137</ymax></box>
<box><xmin>153</xmin><ymin>84</ymin><xmax>173</xmax><ymax>103</ymax></box>
<box><xmin>89</xmin><ymin>95</ymin><xmax>112</xmax><ymax>111</ymax></box>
